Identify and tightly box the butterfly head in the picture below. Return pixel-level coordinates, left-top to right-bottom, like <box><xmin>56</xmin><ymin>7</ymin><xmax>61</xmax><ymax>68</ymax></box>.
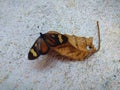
<box><xmin>40</xmin><ymin>33</ymin><xmax>44</xmax><ymax>38</ymax></box>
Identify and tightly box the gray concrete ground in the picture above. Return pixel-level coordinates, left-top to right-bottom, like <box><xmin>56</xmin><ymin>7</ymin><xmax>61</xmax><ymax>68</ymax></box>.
<box><xmin>0</xmin><ymin>0</ymin><xmax>120</xmax><ymax>90</ymax></box>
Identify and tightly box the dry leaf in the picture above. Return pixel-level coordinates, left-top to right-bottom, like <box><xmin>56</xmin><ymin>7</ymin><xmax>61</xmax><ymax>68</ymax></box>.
<box><xmin>47</xmin><ymin>21</ymin><xmax>100</xmax><ymax>60</ymax></box>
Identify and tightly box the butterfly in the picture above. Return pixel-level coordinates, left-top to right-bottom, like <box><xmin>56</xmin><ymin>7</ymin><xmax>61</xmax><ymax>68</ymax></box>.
<box><xmin>28</xmin><ymin>32</ymin><xmax>68</xmax><ymax>60</ymax></box>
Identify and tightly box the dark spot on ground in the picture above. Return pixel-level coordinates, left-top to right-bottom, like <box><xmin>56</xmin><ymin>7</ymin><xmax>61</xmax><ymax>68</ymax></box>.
<box><xmin>37</xmin><ymin>26</ymin><xmax>39</xmax><ymax>28</ymax></box>
<box><xmin>113</xmin><ymin>75</ymin><xmax>116</xmax><ymax>78</ymax></box>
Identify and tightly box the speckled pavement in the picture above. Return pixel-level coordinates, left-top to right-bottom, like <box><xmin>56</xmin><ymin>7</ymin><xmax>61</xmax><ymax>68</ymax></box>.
<box><xmin>0</xmin><ymin>0</ymin><xmax>120</xmax><ymax>90</ymax></box>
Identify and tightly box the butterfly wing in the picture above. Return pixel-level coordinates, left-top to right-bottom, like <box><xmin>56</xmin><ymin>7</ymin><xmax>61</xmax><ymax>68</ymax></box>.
<box><xmin>43</xmin><ymin>33</ymin><xmax>68</xmax><ymax>47</ymax></box>
<box><xmin>28</xmin><ymin>37</ymin><xmax>50</xmax><ymax>60</ymax></box>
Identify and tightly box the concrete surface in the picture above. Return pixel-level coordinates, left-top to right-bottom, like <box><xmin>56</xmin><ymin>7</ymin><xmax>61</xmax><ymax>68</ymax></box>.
<box><xmin>0</xmin><ymin>0</ymin><xmax>120</xmax><ymax>90</ymax></box>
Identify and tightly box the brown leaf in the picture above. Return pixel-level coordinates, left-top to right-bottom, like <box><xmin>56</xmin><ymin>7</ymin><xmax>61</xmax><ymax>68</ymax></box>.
<box><xmin>47</xmin><ymin>21</ymin><xmax>100</xmax><ymax>61</ymax></box>
<box><xmin>51</xmin><ymin>35</ymin><xmax>96</xmax><ymax>61</ymax></box>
